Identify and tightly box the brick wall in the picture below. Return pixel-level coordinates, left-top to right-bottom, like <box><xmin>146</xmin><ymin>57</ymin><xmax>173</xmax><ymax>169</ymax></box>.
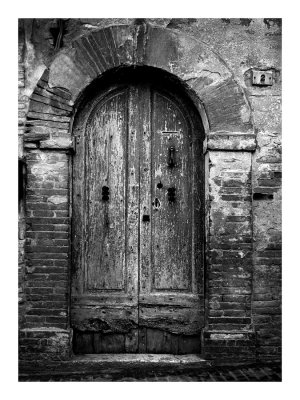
<box><xmin>252</xmin><ymin>108</ymin><xmax>282</xmax><ymax>362</ymax></box>
<box><xmin>20</xmin><ymin>150</ymin><xmax>71</xmax><ymax>360</ymax></box>
<box><xmin>204</xmin><ymin>151</ymin><xmax>255</xmax><ymax>361</ymax></box>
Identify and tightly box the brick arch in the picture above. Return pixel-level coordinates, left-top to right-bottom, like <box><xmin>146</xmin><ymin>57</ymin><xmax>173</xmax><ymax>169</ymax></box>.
<box><xmin>24</xmin><ymin>24</ymin><xmax>254</xmax><ymax>148</ymax></box>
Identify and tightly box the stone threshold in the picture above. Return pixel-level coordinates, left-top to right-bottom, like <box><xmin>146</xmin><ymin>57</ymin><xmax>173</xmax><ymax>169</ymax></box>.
<box><xmin>19</xmin><ymin>354</ymin><xmax>213</xmax><ymax>379</ymax></box>
<box><xmin>72</xmin><ymin>353</ymin><xmax>211</xmax><ymax>365</ymax></box>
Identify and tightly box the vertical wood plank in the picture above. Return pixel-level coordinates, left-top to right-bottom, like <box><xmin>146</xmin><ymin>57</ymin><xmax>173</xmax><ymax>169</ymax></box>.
<box><xmin>134</xmin><ymin>83</ymin><xmax>152</xmax><ymax>353</ymax></box>
<box><xmin>127</xmin><ymin>86</ymin><xmax>140</xmax><ymax>299</ymax></box>
<box><xmin>125</xmin><ymin>329</ymin><xmax>139</xmax><ymax>353</ymax></box>
<box><xmin>103</xmin><ymin>334</ymin><xmax>125</xmax><ymax>353</ymax></box>
<box><xmin>72</xmin><ymin>119</ymin><xmax>86</xmax><ymax>297</ymax></box>
<box><xmin>139</xmin><ymin>84</ymin><xmax>152</xmax><ymax>295</ymax></box>
<box><xmin>93</xmin><ymin>332</ymin><xmax>102</xmax><ymax>353</ymax></box>
<box><xmin>73</xmin><ymin>331</ymin><xmax>94</xmax><ymax>354</ymax></box>
<box><xmin>93</xmin><ymin>332</ymin><xmax>125</xmax><ymax>353</ymax></box>
<box><xmin>151</xmin><ymin>92</ymin><xmax>193</xmax><ymax>291</ymax></box>
<box><xmin>85</xmin><ymin>92</ymin><xmax>127</xmax><ymax>290</ymax></box>
<box><xmin>137</xmin><ymin>84</ymin><xmax>153</xmax><ymax>352</ymax></box>
<box><xmin>146</xmin><ymin>328</ymin><xmax>179</xmax><ymax>354</ymax></box>
<box><xmin>126</xmin><ymin>86</ymin><xmax>140</xmax><ymax>352</ymax></box>
<box><xmin>138</xmin><ymin>327</ymin><xmax>147</xmax><ymax>353</ymax></box>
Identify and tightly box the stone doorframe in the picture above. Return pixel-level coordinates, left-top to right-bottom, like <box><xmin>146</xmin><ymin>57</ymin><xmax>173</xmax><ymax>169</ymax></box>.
<box><xmin>22</xmin><ymin>23</ymin><xmax>256</xmax><ymax>361</ymax></box>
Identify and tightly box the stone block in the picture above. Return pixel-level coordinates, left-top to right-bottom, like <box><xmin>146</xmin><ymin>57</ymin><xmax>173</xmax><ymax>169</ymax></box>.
<box><xmin>39</xmin><ymin>138</ymin><xmax>72</xmax><ymax>150</ymax></box>
<box><xmin>207</xmin><ymin>134</ymin><xmax>256</xmax><ymax>151</ymax></box>
<box><xmin>49</xmin><ymin>50</ymin><xmax>93</xmax><ymax>100</ymax></box>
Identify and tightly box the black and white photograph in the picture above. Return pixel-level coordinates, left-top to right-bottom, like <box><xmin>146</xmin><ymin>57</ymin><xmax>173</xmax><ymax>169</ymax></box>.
<box><xmin>4</xmin><ymin>2</ymin><xmax>296</xmax><ymax>393</ymax></box>
<box><xmin>16</xmin><ymin>15</ymin><xmax>283</xmax><ymax>383</ymax></box>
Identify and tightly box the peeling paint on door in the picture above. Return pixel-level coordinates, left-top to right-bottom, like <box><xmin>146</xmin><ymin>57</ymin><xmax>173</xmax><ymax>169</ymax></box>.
<box><xmin>71</xmin><ymin>76</ymin><xmax>205</xmax><ymax>354</ymax></box>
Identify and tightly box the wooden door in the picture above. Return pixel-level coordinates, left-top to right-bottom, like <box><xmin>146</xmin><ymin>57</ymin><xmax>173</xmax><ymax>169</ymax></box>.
<box><xmin>71</xmin><ymin>79</ymin><xmax>204</xmax><ymax>354</ymax></box>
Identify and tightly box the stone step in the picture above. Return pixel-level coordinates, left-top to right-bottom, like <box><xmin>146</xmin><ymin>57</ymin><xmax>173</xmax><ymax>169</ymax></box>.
<box><xmin>19</xmin><ymin>354</ymin><xmax>213</xmax><ymax>379</ymax></box>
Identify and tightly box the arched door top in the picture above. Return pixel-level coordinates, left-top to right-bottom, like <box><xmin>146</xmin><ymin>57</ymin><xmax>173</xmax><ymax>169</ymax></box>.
<box><xmin>27</xmin><ymin>23</ymin><xmax>253</xmax><ymax>143</ymax></box>
<box><xmin>71</xmin><ymin>76</ymin><xmax>205</xmax><ymax>354</ymax></box>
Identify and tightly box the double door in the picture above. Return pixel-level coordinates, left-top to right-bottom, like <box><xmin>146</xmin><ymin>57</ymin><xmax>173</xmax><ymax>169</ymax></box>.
<box><xmin>71</xmin><ymin>80</ymin><xmax>204</xmax><ymax>353</ymax></box>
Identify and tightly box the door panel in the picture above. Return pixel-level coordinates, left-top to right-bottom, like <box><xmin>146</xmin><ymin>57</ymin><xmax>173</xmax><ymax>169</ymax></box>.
<box><xmin>138</xmin><ymin>89</ymin><xmax>204</xmax><ymax>351</ymax></box>
<box><xmin>71</xmin><ymin>87</ymin><xmax>139</xmax><ymax>352</ymax></box>
<box><xmin>71</xmin><ymin>80</ymin><xmax>204</xmax><ymax>354</ymax></box>
<box><xmin>151</xmin><ymin>92</ymin><xmax>192</xmax><ymax>291</ymax></box>
<box><xmin>85</xmin><ymin>91</ymin><xmax>127</xmax><ymax>290</ymax></box>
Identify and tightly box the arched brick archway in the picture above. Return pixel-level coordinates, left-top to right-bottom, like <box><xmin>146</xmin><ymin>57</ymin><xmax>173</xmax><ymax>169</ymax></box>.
<box><xmin>24</xmin><ymin>23</ymin><xmax>254</xmax><ymax>149</ymax></box>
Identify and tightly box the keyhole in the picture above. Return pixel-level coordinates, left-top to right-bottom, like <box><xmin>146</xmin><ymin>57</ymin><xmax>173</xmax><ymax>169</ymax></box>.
<box><xmin>168</xmin><ymin>146</ymin><xmax>176</xmax><ymax>168</ymax></box>
<box><xmin>260</xmin><ymin>74</ymin><xmax>265</xmax><ymax>84</ymax></box>
<box><xmin>157</xmin><ymin>181</ymin><xmax>163</xmax><ymax>189</ymax></box>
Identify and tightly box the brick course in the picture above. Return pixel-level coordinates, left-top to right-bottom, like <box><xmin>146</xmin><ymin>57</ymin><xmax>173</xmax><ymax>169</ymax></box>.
<box><xmin>22</xmin><ymin>150</ymin><xmax>70</xmax><ymax>339</ymax></box>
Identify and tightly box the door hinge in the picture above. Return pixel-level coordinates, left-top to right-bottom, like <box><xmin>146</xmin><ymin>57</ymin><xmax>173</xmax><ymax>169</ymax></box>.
<box><xmin>71</xmin><ymin>135</ymin><xmax>81</xmax><ymax>153</ymax></box>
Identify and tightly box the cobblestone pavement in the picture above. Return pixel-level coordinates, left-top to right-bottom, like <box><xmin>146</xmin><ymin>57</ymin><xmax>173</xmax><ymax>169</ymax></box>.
<box><xmin>19</xmin><ymin>363</ymin><xmax>281</xmax><ymax>382</ymax></box>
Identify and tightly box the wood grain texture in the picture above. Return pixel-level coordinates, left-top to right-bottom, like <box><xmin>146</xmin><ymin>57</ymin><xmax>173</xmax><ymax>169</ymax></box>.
<box><xmin>139</xmin><ymin>305</ymin><xmax>203</xmax><ymax>335</ymax></box>
<box><xmin>151</xmin><ymin>92</ymin><xmax>192</xmax><ymax>291</ymax></box>
<box><xmin>71</xmin><ymin>87</ymin><xmax>139</xmax><ymax>350</ymax></box>
<box><xmin>85</xmin><ymin>92</ymin><xmax>127</xmax><ymax>291</ymax></box>
<box><xmin>71</xmin><ymin>79</ymin><xmax>204</xmax><ymax>354</ymax></box>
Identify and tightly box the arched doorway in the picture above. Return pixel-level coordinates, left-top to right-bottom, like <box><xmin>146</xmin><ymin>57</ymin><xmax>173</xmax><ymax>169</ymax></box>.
<box><xmin>71</xmin><ymin>67</ymin><xmax>205</xmax><ymax>354</ymax></box>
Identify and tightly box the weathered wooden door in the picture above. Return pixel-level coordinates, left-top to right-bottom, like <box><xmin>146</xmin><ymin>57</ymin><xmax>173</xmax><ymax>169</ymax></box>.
<box><xmin>71</xmin><ymin>77</ymin><xmax>204</xmax><ymax>354</ymax></box>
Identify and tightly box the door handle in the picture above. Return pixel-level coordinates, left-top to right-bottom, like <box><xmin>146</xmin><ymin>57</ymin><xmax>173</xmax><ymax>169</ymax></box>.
<box><xmin>102</xmin><ymin>186</ymin><xmax>109</xmax><ymax>201</ymax></box>
<box><xmin>168</xmin><ymin>146</ymin><xmax>176</xmax><ymax>168</ymax></box>
<box><xmin>167</xmin><ymin>187</ymin><xmax>176</xmax><ymax>202</ymax></box>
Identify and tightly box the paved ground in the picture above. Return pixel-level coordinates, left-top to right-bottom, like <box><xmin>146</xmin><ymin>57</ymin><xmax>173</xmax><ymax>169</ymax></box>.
<box><xmin>19</xmin><ymin>363</ymin><xmax>281</xmax><ymax>382</ymax></box>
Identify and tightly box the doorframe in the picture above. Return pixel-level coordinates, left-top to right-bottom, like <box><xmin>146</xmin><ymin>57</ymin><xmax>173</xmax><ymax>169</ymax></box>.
<box><xmin>69</xmin><ymin>67</ymin><xmax>207</xmax><ymax>353</ymax></box>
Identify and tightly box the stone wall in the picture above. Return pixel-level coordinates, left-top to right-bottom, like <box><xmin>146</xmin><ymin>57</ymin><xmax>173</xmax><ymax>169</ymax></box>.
<box><xmin>18</xmin><ymin>18</ymin><xmax>281</xmax><ymax>365</ymax></box>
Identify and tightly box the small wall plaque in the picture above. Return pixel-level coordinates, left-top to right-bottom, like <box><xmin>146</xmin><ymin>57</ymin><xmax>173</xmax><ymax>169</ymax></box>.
<box><xmin>252</xmin><ymin>71</ymin><xmax>273</xmax><ymax>86</ymax></box>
